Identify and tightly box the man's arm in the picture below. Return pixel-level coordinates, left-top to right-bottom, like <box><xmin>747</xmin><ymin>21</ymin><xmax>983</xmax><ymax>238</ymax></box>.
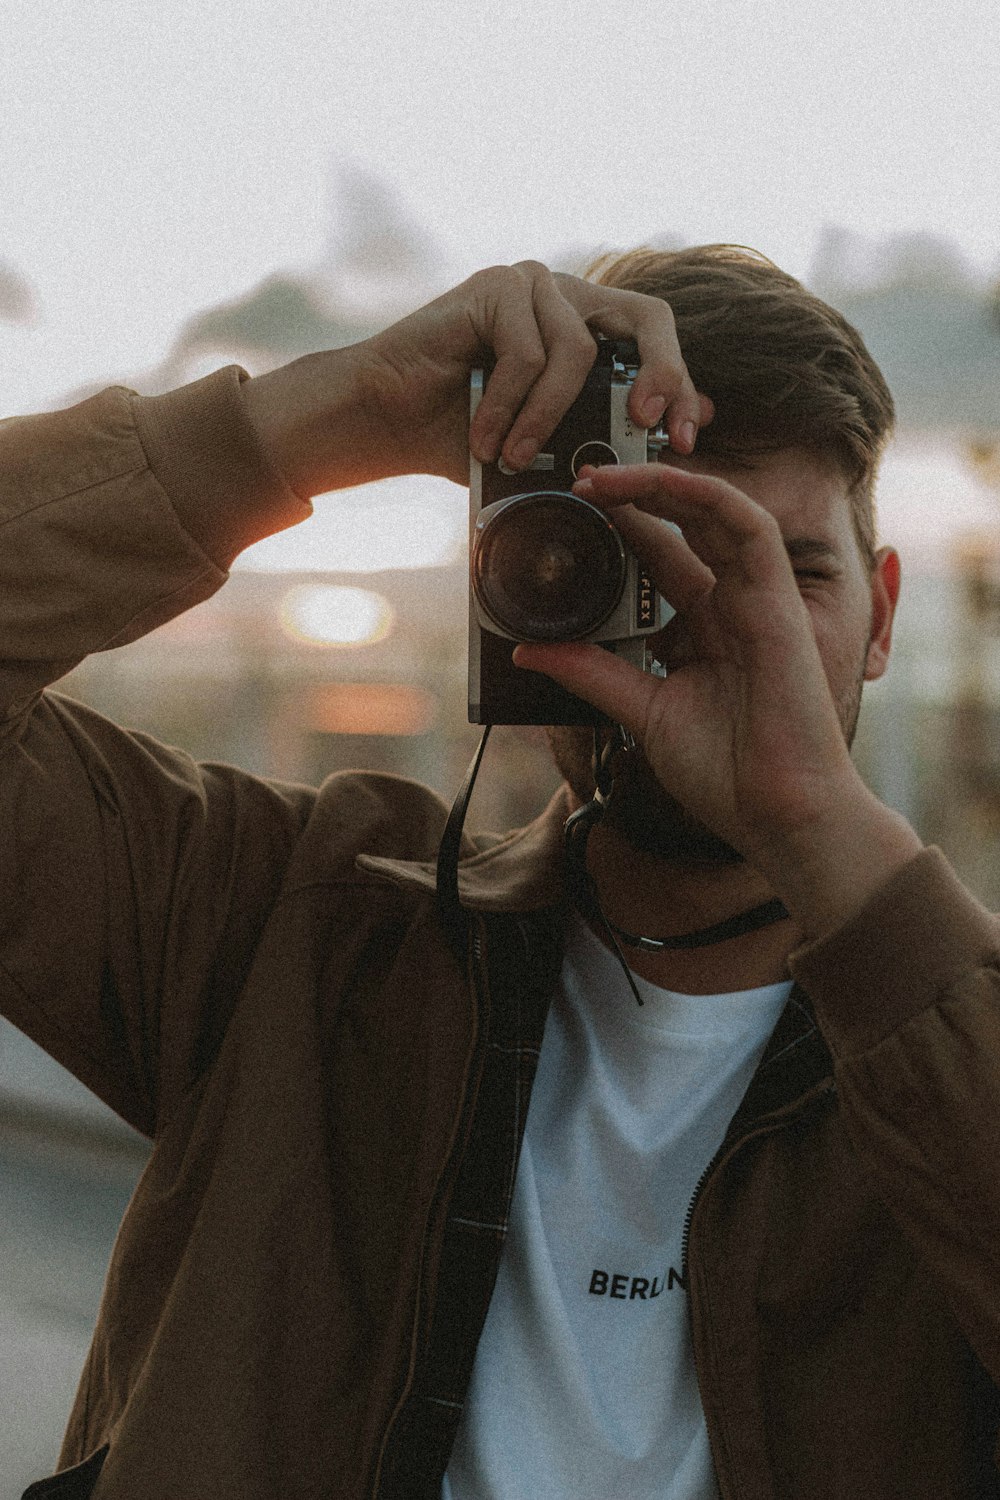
<box><xmin>790</xmin><ymin>848</ymin><xmax>1000</xmax><ymax>1380</ymax></box>
<box><xmin>0</xmin><ymin>261</ymin><xmax>710</xmax><ymax>1132</ymax></box>
<box><xmin>0</xmin><ymin>365</ymin><xmax>319</xmax><ymax>1133</ymax></box>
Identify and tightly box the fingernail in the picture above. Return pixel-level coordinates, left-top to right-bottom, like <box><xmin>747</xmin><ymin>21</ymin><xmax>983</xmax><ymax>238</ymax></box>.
<box><xmin>508</xmin><ymin>437</ymin><xmax>538</xmax><ymax>469</ymax></box>
<box><xmin>679</xmin><ymin>420</ymin><xmax>697</xmax><ymax>451</ymax></box>
<box><xmin>641</xmin><ymin>395</ymin><xmax>667</xmax><ymax>426</ymax></box>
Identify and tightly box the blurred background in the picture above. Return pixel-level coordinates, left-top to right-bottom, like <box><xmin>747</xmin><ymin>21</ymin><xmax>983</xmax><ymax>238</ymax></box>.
<box><xmin>2</xmin><ymin>0</ymin><xmax>999</xmax><ymax>1490</ymax></box>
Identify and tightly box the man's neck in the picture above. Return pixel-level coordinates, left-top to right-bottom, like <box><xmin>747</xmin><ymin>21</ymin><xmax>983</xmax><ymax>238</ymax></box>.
<box><xmin>584</xmin><ymin>823</ymin><xmax>804</xmax><ymax>996</ymax></box>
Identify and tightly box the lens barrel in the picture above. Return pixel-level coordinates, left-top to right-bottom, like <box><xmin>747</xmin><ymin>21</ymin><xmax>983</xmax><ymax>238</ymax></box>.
<box><xmin>472</xmin><ymin>491</ymin><xmax>627</xmax><ymax>642</ymax></box>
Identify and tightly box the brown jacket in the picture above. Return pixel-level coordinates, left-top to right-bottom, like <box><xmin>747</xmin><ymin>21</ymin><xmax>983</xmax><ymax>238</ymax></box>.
<box><xmin>3</xmin><ymin>369</ymin><xmax>1000</xmax><ymax>1499</ymax></box>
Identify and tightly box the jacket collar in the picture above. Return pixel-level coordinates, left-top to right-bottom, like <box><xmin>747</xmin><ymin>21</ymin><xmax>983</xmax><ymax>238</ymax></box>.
<box><xmin>726</xmin><ymin>983</ymin><xmax>834</xmax><ymax>1136</ymax></box>
<box><xmin>356</xmin><ymin>784</ymin><xmax>575</xmax><ymax>913</ymax></box>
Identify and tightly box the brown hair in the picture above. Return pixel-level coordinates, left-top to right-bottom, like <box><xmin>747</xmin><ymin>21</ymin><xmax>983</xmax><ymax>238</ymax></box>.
<box><xmin>586</xmin><ymin>244</ymin><xmax>895</xmax><ymax>570</ymax></box>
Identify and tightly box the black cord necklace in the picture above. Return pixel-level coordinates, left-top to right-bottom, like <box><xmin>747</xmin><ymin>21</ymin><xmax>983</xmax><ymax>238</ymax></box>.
<box><xmin>563</xmin><ymin>728</ymin><xmax>790</xmax><ymax>1005</ymax></box>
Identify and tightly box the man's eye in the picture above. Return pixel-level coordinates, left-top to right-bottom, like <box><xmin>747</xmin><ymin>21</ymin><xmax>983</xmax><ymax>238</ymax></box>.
<box><xmin>794</xmin><ymin>570</ymin><xmax>828</xmax><ymax>583</ymax></box>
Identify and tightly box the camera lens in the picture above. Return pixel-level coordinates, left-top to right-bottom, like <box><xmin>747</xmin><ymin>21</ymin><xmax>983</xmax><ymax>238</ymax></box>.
<box><xmin>473</xmin><ymin>491</ymin><xmax>627</xmax><ymax>642</ymax></box>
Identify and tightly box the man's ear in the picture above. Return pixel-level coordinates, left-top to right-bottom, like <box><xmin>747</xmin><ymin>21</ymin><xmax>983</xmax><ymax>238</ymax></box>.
<box><xmin>864</xmin><ymin>546</ymin><xmax>902</xmax><ymax>682</ymax></box>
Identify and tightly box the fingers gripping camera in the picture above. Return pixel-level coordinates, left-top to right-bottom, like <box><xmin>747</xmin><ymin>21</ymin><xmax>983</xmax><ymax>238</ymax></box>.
<box><xmin>469</xmin><ymin>338</ymin><xmax>675</xmax><ymax>725</ymax></box>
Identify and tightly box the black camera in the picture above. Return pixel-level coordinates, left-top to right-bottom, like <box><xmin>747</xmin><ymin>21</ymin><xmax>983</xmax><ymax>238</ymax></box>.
<box><xmin>468</xmin><ymin>338</ymin><xmax>675</xmax><ymax>725</ymax></box>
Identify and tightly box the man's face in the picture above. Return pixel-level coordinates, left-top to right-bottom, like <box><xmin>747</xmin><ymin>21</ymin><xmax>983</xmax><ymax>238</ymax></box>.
<box><xmin>547</xmin><ymin>445</ymin><xmax>901</xmax><ymax>864</ymax></box>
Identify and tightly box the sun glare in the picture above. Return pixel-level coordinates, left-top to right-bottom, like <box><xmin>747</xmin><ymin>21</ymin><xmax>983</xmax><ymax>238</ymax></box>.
<box><xmin>278</xmin><ymin>584</ymin><xmax>395</xmax><ymax>647</ymax></box>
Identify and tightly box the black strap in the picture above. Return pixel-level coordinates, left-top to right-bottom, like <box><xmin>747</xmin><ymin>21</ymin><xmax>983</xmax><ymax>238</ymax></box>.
<box><xmin>436</xmin><ymin>725</ymin><xmax>491</xmax><ymax>958</ymax></box>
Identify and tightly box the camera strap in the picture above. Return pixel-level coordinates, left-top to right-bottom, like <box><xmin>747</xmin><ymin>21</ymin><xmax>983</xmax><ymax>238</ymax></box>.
<box><xmin>436</xmin><ymin>725</ymin><xmax>492</xmax><ymax>957</ymax></box>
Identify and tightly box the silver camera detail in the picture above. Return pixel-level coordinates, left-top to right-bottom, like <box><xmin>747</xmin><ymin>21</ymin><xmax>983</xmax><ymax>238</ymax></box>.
<box><xmin>468</xmin><ymin>339</ymin><xmax>675</xmax><ymax>725</ymax></box>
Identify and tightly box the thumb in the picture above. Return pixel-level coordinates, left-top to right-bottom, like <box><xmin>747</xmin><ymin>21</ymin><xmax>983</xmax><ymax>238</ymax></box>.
<box><xmin>512</xmin><ymin>641</ymin><xmax>654</xmax><ymax>734</ymax></box>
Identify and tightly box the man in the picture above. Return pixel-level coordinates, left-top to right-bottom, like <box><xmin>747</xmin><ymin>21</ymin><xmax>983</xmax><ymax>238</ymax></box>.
<box><xmin>2</xmin><ymin>252</ymin><xmax>997</xmax><ymax>1499</ymax></box>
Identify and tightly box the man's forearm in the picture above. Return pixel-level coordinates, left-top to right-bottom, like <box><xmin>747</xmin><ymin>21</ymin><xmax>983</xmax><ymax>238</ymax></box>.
<box><xmin>239</xmin><ymin>344</ymin><xmax>394</xmax><ymax>500</ymax></box>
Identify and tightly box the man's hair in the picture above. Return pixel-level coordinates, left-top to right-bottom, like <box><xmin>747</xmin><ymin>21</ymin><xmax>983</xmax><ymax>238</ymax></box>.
<box><xmin>586</xmin><ymin>244</ymin><xmax>895</xmax><ymax>571</ymax></box>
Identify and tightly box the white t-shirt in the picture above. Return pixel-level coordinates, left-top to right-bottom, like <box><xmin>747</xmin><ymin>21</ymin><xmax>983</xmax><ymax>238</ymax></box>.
<box><xmin>442</xmin><ymin>914</ymin><xmax>792</xmax><ymax>1500</ymax></box>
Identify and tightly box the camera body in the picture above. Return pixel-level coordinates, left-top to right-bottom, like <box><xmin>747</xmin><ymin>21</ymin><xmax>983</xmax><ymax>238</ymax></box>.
<box><xmin>468</xmin><ymin>337</ymin><xmax>674</xmax><ymax>725</ymax></box>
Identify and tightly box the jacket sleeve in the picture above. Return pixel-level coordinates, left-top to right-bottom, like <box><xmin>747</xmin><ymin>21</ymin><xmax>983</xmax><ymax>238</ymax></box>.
<box><xmin>789</xmin><ymin>849</ymin><xmax>1000</xmax><ymax>1381</ymax></box>
<box><xmin>0</xmin><ymin>367</ymin><xmax>318</xmax><ymax>1135</ymax></box>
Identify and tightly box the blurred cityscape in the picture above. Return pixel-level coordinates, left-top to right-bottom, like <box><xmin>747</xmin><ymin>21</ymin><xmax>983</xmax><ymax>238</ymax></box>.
<box><xmin>2</xmin><ymin>183</ymin><xmax>1000</xmax><ymax>1492</ymax></box>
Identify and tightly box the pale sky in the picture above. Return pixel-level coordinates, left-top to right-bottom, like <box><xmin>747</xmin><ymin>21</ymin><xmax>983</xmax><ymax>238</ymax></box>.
<box><xmin>2</xmin><ymin>0</ymin><xmax>999</xmax><ymax>415</ymax></box>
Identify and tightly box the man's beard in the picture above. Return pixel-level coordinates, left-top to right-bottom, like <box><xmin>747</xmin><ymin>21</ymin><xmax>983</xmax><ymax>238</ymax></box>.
<box><xmin>546</xmin><ymin>724</ymin><xmax>745</xmax><ymax>863</ymax></box>
<box><xmin>545</xmin><ymin>656</ymin><xmax>867</xmax><ymax>868</ymax></box>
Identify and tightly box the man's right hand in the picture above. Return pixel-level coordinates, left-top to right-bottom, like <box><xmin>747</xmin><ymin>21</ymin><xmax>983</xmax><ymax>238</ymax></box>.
<box><xmin>241</xmin><ymin>260</ymin><xmax>713</xmax><ymax>497</ymax></box>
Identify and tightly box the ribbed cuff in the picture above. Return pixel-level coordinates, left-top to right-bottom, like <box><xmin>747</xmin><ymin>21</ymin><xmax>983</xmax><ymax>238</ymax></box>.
<box><xmin>789</xmin><ymin>846</ymin><xmax>1000</xmax><ymax>1058</ymax></box>
<box><xmin>131</xmin><ymin>366</ymin><xmax>311</xmax><ymax>568</ymax></box>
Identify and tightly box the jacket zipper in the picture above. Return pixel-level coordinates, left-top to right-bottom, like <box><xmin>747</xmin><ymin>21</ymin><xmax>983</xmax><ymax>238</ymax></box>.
<box><xmin>680</xmin><ymin>1150</ymin><xmax>722</xmax><ymax>1287</ymax></box>
<box><xmin>682</xmin><ymin>1067</ymin><xmax>836</xmax><ymax>1281</ymax></box>
<box><xmin>683</xmin><ymin>1079</ymin><xmax>835</xmax><ymax>1500</ymax></box>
